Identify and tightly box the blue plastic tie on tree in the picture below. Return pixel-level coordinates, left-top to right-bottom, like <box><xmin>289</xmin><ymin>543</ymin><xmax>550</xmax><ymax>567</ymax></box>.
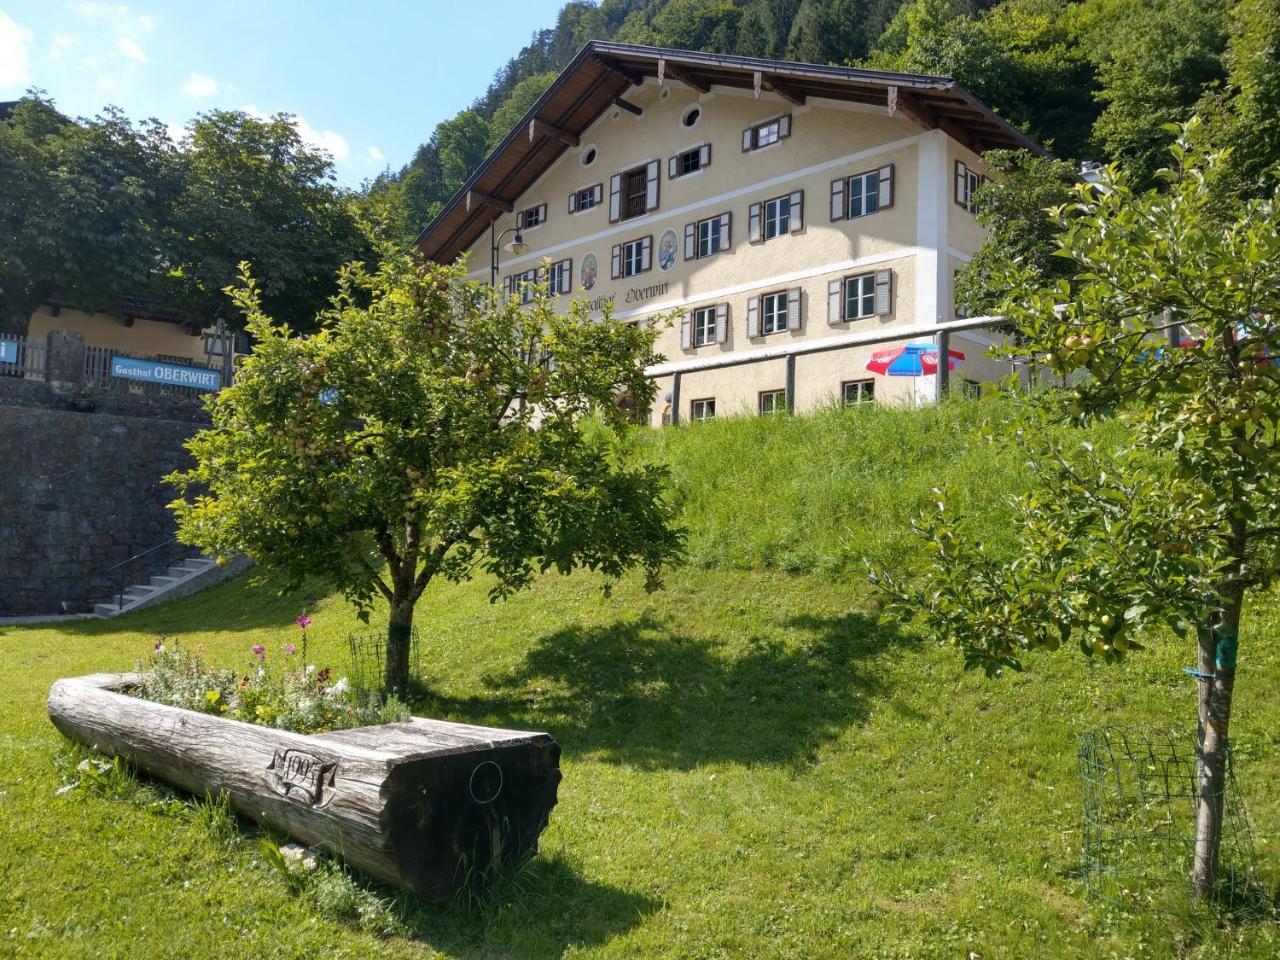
<box><xmin>1183</xmin><ymin>666</ymin><xmax>1216</xmax><ymax>681</ymax></box>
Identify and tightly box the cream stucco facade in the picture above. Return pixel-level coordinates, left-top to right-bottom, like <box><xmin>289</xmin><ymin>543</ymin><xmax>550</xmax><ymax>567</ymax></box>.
<box><xmin>438</xmin><ymin>50</ymin><xmax>1023</xmax><ymax>427</ymax></box>
<box><xmin>26</xmin><ymin>305</ymin><xmax>212</xmax><ymax>363</ymax></box>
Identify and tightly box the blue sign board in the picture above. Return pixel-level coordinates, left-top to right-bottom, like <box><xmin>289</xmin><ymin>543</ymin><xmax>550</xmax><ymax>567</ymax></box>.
<box><xmin>111</xmin><ymin>355</ymin><xmax>222</xmax><ymax>391</ymax></box>
<box><xmin>0</xmin><ymin>339</ymin><xmax>16</xmax><ymax>364</ymax></box>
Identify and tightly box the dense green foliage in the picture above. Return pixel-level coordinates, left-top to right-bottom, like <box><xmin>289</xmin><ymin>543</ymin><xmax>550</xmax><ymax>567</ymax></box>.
<box><xmin>6</xmin><ymin>405</ymin><xmax>1280</xmax><ymax>956</ymax></box>
<box><xmin>0</xmin><ymin>97</ymin><xmax>369</xmax><ymax>332</ymax></box>
<box><xmin>167</xmin><ymin>253</ymin><xmax>682</xmax><ymax>689</ymax></box>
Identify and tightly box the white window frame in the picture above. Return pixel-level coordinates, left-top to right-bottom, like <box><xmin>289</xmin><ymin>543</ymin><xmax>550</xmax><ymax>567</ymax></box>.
<box><xmin>848</xmin><ymin>170</ymin><xmax>880</xmax><ymax>219</ymax></box>
<box><xmin>511</xmin><ymin>267</ymin><xmax>541</xmax><ymax>304</ymax></box>
<box><xmin>696</xmin><ymin>217</ymin><xmax>721</xmax><ymax>258</ymax></box>
<box><xmin>842</xmin><ymin>379</ymin><xmax>875</xmax><ymax>406</ymax></box>
<box><xmin>956</xmin><ymin>161</ymin><xmax>982</xmax><ymax>215</ymax></box>
<box><xmin>692</xmin><ymin>306</ymin><xmax>717</xmax><ymax>347</ymax></box>
<box><xmin>844</xmin><ymin>273</ymin><xmax>876</xmax><ymax>321</ymax></box>
<box><xmin>755</xmin><ymin>120</ymin><xmax>781</xmax><ymax>148</ymax></box>
<box><xmin>758</xmin><ymin>389</ymin><xmax>787</xmax><ymax>416</ymax></box>
<box><xmin>760</xmin><ymin>290</ymin><xmax>789</xmax><ymax>336</ymax></box>
<box><xmin>622</xmin><ymin>238</ymin><xmax>645</xmax><ymax>278</ymax></box>
<box><xmin>763</xmin><ymin>195</ymin><xmax>790</xmax><ymax>241</ymax></box>
<box><xmin>574</xmin><ymin>186</ymin><xmax>597</xmax><ymax>212</ymax></box>
<box><xmin>690</xmin><ymin>397</ymin><xmax>716</xmax><ymax>422</ymax></box>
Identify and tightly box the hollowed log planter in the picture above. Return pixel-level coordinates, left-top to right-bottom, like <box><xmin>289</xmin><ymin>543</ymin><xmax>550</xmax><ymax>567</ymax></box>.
<box><xmin>48</xmin><ymin>673</ymin><xmax>561</xmax><ymax>902</ymax></box>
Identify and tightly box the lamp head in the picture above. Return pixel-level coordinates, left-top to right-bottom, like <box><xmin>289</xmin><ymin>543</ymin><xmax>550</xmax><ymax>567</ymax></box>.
<box><xmin>506</xmin><ymin>231</ymin><xmax>526</xmax><ymax>255</ymax></box>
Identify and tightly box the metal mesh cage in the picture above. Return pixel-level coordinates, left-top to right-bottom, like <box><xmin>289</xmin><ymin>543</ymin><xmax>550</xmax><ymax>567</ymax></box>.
<box><xmin>346</xmin><ymin>628</ymin><xmax>424</xmax><ymax>694</ymax></box>
<box><xmin>1078</xmin><ymin>726</ymin><xmax>1265</xmax><ymax>916</ymax></box>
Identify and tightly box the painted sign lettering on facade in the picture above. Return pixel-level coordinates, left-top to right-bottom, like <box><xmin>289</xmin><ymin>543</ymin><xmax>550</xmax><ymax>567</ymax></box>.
<box><xmin>111</xmin><ymin>356</ymin><xmax>221</xmax><ymax>391</ymax></box>
<box><xmin>625</xmin><ymin>281</ymin><xmax>670</xmax><ymax>303</ymax></box>
<box><xmin>0</xmin><ymin>339</ymin><xmax>17</xmax><ymax>365</ymax></box>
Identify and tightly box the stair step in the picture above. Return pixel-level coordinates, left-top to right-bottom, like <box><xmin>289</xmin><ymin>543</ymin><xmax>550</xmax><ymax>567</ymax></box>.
<box><xmin>93</xmin><ymin>602</ymin><xmax>122</xmax><ymax>617</ymax></box>
<box><xmin>149</xmin><ymin>575</ymin><xmax>179</xmax><ymax>588</ymax></box>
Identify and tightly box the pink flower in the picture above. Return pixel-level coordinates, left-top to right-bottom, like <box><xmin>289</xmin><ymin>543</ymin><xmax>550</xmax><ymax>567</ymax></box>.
<box><xmin>153</xmin><ymin>640</ymin><xmax>164</xmax><ymax>653</ymax></box>
<box><xmin>284</xmin><ymin>643</ymin><xmax>297</xmax><ymax>655</ymax></box>
<box><xmin>296</xmin><ymin>614</ymin><xmax>312</xmax><ymax>630</ymax></box>
<box><xmin>251</xmin><ymin>644</ymin><xmax>266</xmax><ymax>662</ymax></box>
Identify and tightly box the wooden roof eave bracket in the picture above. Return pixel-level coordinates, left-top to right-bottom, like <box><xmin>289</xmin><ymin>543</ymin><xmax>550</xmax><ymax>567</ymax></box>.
<box><xmin>528</xmin><ymin>117</ymin><xmax>579</xmax><ymax>147</ymax></box>
<box><xmin>612</xmin><ymin>95</ymin><xmax>643</xmax><ymax>116</ymax></box>
<box><xmin>592</xmin><ymin>55</ymin><xmax>644</xmax><ymax>87</ymax></box>
<box><xmin>894</xmin><ymin>87</ymin><xmax>990</xmax><ymax>155</ymax></box>
<box><xmin>762</xmin><ymin>73</ymin><xmax>806</xmax><ymax>106</ymax></box>
<box><xmin>465</xmin><ymin>190</ymin><xmax>514</xmax><ymax>214</ymax></box>
<box><xmin>660</xmin><ymin>59</ymin><xmax>710</xmax><ymax>94</ymax></box>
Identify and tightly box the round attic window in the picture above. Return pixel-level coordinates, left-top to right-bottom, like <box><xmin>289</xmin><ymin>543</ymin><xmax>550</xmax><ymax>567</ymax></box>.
<box><xmin>581</xmin><ymin>146</ymin><xmax>597</xmax><ymax>166</ymax></box>
<box><xmin>681</xmin><ymin>105</ymin><xmax>701</xmax><ymax>128</ymax></box>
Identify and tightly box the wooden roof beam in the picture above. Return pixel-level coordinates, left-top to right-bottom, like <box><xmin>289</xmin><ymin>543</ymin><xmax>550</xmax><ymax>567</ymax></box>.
<box><xmin>593</xmin><ymin>55</ymin><xmax>644</xmax><ymax>87</ymax></box>
<box><xmin>763</xmin><ymin>73</ymin><xmax>806</xmax><ymax>106</ymax></box>
<box><xmin>660</xmin><ymin>58</ymin><xmax>710</xmax><ymax>94</ymax></box>
<box><xmin>893</xmin><ymin>88</ymin><xmax>984</xmax><ymax>153</ymax></box>
<box><xmin>612</xmin><ymin>95</ymin><xmax>643</xmax><ymax>116</ymax></box>
<box><xmin>528</xmin><ymin>117</ymin><xmax>579</xmax><ymax>147</ymax></box>
<box><xmin>465</xmin><ymin>190</ymin><xmax>513</xmax><ymax>214</ymax></box>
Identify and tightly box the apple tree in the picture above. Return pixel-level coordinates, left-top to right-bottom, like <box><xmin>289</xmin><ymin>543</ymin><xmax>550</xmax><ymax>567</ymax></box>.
<box><xmin>168</xmin><ymin>250</ymin><xmax>683</xmax><ymax>691</ymax></box>
<box><xmin>871</xmin><ymin>128</ymin><xmax>1280</xmax><ymax>902</ymax></box>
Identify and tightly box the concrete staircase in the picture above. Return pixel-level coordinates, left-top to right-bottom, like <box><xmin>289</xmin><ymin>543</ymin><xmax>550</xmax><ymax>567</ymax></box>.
<box><xmin>93</xmin><ymin>557</ymin><xmax>224</xmax><ymax>618</ymax></box>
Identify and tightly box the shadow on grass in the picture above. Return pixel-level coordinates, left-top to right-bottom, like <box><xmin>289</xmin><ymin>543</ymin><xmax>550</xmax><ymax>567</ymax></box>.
<box><xmin>415</xmin><ymin>610</ymin><xmax>912</xmax><ymax>770</ymax></box>
<box><xmin>381</xmin><ymin>852</ymin><xmax>658</xmax><ymax>959</ymax></box>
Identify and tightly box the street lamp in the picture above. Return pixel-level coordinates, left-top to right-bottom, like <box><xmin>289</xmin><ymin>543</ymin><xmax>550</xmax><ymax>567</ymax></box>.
<box><xmin>489</xmin><ymin>224</ymin><xmax>527</xmax><ymax>288</ymax></box>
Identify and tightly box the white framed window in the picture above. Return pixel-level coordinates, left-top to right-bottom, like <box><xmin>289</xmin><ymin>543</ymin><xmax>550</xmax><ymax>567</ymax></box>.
<box><xmin>550</xmin><ymin>258</ymin><xmax>572</xmax><ymax>295</ymax></box>
<box><xmin>517</xmin><ymin>203</ymin><xmax>546</xmax><ymax>230</ymax></box>
<box><xmin>692</xmin><ymin>306</ymin><xmax>717</xmax><ymax>347</ymax></box>
<box><xmin>760</xmin><ymin>290</ymin><xmax>789</xmax><ymax>335</ymax></box>
<box><xmin>955</xmin><ymin>161</ymin><xmax>982</xmax><ymax>214</ymax></box>
<box><xmin>507</xmin><ymin>267</ymin><xmax>541</xmax><ymax>304</ymax></box>
<box><xmin>842</xmin><ymin>379</ymin><xmax>875</xmax><ymax>406</ymax></box>
<box><xmin>569</xmin><ymin>184</ymin><xmax>602</xmax><ymax>214</ymax></box>
<box><xmin>669</xmin><ymin>143</ymin><xmax>710</xmax><ymax>179</ymax></box>
<box><xmin>759</xmin><ymin>389</ymin><xmax>787</xmax><ymax>416</ymax></box>
<box><xmin>742</xmin><ymin>115</ymin><xmax>792</xmax><ymax>152</ymax></box>
<box><xmin>763</xmin><ymin>196</ymin><xmax>790</xmax><ymax>240</ymax></box>
<box><xmin>685</xmin><ymin>212</ymin><xmax>731</xmax><ymax>260</ymax></box>
<box><xmin>697</xmin><ymin>218</ymin><xmax>720</xmax><ymax>258</ymax></box>
<box><xmin>612</xmin><ymin>235</ymin><xmax>652</xmax><ymax>279</ymax></box>
<box><xmin>845</xmin><ymin>273</ymin><xmax>876</xmax><ymax>320</ymax></box>
<box><xmin>690</xmin><ymin>397</ymin><xmax>716</xmax><ymax>421</ymax></box>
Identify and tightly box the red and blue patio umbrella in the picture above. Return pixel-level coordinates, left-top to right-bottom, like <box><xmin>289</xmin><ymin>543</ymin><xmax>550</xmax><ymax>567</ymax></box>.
<box><xmin>866</xmin><ymin>340</ymin><xmax>966</xmax><ymax>376</ymax></box>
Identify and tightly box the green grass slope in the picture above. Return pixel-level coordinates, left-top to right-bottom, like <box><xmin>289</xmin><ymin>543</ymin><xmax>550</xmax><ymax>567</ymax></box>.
<box><xmin>2</xmin><ymin>402</ymin><xmax>1277</xmax><ymax>959</ymax></box>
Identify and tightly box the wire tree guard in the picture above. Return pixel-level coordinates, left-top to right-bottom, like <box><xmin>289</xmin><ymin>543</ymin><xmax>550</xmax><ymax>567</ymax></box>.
<box><xmin>1077</xmin><ymin>726</ymin><xmax>1266</xmax><ymax>916</ymax></box>
<box><xmin>347</xmin><ymin>628</ymin><xmax>425</xmax><ymax>693</ymax></box>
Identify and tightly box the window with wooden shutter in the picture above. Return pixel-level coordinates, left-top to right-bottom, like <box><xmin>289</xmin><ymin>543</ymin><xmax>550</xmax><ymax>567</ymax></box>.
<box><xmin>830</xmin><ymin>176</ymin><xmax>846</xmax><ymax>221</ymax></box>
<box><xmin>551</xmin><ymin>258</ymin><xmax>572</xmax><ymax>295</ymax></box>
<box><xmin>746</xmin><ymin>296</ymin><xmax>760</xmax><ymax>337</ymax></box>
<box><xmin>845</xmin><ymin>164</ymin><xmax>896</xmax><ymax>219</ymax></box>
<box><xmin>718</xmin><ymin>212</ymin><xmax>731</xmax><ymax>251</ymax></box>
<box><xmin>639</xmin><ymin>235</ymin><xmax>652</xmax><ymax>272</ymax></box>
<box><xmin>827</xmin><ymin>279</ymin><xmax>843</xmax><ymax>325</ymax></box>
<box><xmin>715</xmin><ymin>302</ymin><xmax>728</xmax><ymax>343</ymax></box>
<box><xmin>670</xmin><ymin>144</ymin><xmax>711</xmax><ymax>179</ymax></box>
<box><xmin>668</xmin><ymin>155</ymin><xmax>678</xmax><ymax>179</ymax></box>
<box><xmin>680</xmin><ymin>312</ymin><xmax>692</xmax><ymax>349</ymax></box>
<box><xmin>609</xmin><ymin>173</ymin><xmax>622</xmax><ymax>222</ymax></box>
<box><xmin>878</xmin><ymin>164</ymin><xmax>894</xmax><ymax>209</ymax></box>
<box><xmin>875</xmin><ymin>269</ymin><xmax>893</xmax><ymax>315</ymax></box>
<box><xmin>684</xmin><ymin>222</ymin><xmax>696</xmax><ymax>260</ymax></box>
<box><xmin>611</xmin><ymin>243</ymin><xmax>622</xmax><ymax>279</ymax></box>
<box><xmin>743</xmin><ymin>115</ymin><xmax>792</xmax><ymax>152</ymax></box>
<box><xmin>691</xmin><ymin>306</ymin><xmax>718</xmax><ymax>347</ymax></box>
<box><xmin>786</xmin><ymin>287</ymin><xmax>802</xmax><ymax>330</ymax></box>
<box><xmin>761</xmin><ymin>195</ymin><xmax>791</xmax><ymax>241</ymax></box>
<box><xmin>518</xmin><ymin>203</ymin><xmax>546</xmax><ymax>230</ymax></box>
<box><xmin>788</xmin><ymin>190</ymin><xmax>803</xmax><ymax>233</ymax></box>
<box><xmin>645</xmin><ymin>159</ymin><xmax>659</xmax><ymax>211</ymax></box>
<box><xmin>844</xmin><ymin>273</ymin><xmax>876</xmax><ymax>320</ymax></box>
<box><xmin>748</xmin><ymin>202</ymin><xmax>762</xmax><ymax>243</ymax></box>
<box><xmin>570</xmin><ymin>184</ymin><xmax>601</xmax><ymax>214</ymax></box>
<box><xmin>955</xmin><ymin>161</ymin><xmax>979</xmax><ymax>213</ymax></box>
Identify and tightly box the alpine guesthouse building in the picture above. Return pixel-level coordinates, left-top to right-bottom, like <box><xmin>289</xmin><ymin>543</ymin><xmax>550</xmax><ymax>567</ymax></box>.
<box><xmin>415</xmin><ymin>43</ymin><xmax>1042</xmax><ymax>425</ymax></box>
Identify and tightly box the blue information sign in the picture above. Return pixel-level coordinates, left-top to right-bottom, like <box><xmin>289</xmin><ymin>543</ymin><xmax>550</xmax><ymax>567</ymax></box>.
<box><xmin>0</xmin><ymin>339</ymin><xmax>16</xmax><ymax>364</ymax></box>
<box><xmin>111</xmin><ymin>355</ymin><xmax>222</xmax><ymax>391</ymax></box>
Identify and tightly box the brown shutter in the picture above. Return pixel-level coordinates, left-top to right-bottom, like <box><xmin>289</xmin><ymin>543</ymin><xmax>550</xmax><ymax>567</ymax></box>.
<box><xmin>879</xmin><ymin>164</ymin><xmax>894</xmax><ymax>209</ymax></box>
<box><xmin>741</xmin><ymin>127</ymin><xmax>754</xmax><ymax>152</ymax></box>
<box><xmin>875</xmin><ymin>269</ymin><xmax>892</xmax><ymax>315</ymax></box>
<box><xmin>830</xmin><ymin>176</ymin><xmax>846</xmax><ymax>221</ymax></box>
<box><xmin>788</xmin><ymin>190</ymin><xmax>804</xmax><ymax>233</ymax></box>
<box><xmin>609</xmin><ymin>173</ymin><xmax>622</xmax><ymax>222</ymax></box>
<box><xmin>746</xmin><ymin>296</ymin><xmax>759</xmax><ymax>337</ymax></box>
<box><xmin>568</xmin><ymin>191</ymin><xmax>578</xmax><ymax>214</ymax></box>
<box><xmin>748</xmin><ymin>202</ymin><xmax>762</xmax><ymax>243</ymax></box>
<box><xmin>715</xmin><ymin>302</ymin><xmax>728</xmax><ymax>343</ymax></box>
<box><xmin>699</xmin><ymin>143</ymin><xmax>711</xmax><ymax>168</ymax></box>
<box><xmin>680</xmin><ymin>312</ymin><xmax>692</xmax><ymax>349</ymax></box>
<box><xmin>718</xmin><ymin>212</ymin><xmax>731</xmax><ymax>251</ymax></box>
<box><xmin>515</xmin><ymin>210</ymin><xmax>525</xmax><ymax>229</ymax></box>
<box><xmin>645</xmin><ymin>160</ymin><xmax>659</xmax><ymax>210</ymax></box>
<box><xmin>684</xmin><ymin>222</ymin><xmax>695</xmax><ymax>260</ymax></box>
<box><xmin>778</xmin><ymin>115</ymin><xmax>792</xmax><ymax>139</ymax></box>
<box><xmin>593</xmin><ymin>183</ymin><xmax>604</xmax><ymax>205</ymax></box>
<box><xmin>611</xmin><ymin>244</ymin><xmax>622</xmax><ymax>279</ymax></box>
<box><xmin>954</xmin><ymin>161</ymin><xmax>966</xmax><ymax>207</ymax></box>
<box><xmin>786</xmin><ymin>287</ymin><xmax>802</xmax><ymax>331</ymax></box>
<box><xmin>828</xmin><ymin>279</ymin><xmax>843</xmax><ymax>325</ymax></box>
<box><xmin>668</xmin><ymin>155</ymin><xmax>678</xmax><ymax>179</ymax></box>
<box><xmin>639</xmin><ymin>235</ymin><xmax>652</xmax><ymax>272</ymax></box>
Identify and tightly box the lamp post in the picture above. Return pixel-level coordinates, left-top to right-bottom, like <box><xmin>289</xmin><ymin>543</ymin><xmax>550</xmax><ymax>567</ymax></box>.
<box><xmin>489</xmin><ymin>224</ymin><xmax>527</xmax><ymax>288</ymax></box>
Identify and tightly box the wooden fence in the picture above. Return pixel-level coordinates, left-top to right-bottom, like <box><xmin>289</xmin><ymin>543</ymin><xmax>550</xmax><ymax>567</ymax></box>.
<box><xmin>0</xmin><ymin>335</ymin><xmax>48</xmax><ymax>379</ymax></box>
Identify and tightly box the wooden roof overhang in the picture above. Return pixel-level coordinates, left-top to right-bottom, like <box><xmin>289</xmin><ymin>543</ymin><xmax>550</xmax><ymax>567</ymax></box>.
<box><xmin>415</xmin><ymin>42</ymin><xmax>1044</xmax><ymax>265</ymax></box>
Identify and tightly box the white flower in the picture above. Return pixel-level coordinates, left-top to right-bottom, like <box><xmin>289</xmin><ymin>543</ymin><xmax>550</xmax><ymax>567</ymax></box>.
<box><xmin>305</xmin><ymin>664</ymin><xmax>316</xmax><ymax>675</ymax></box>
<box><xmin>330</xmin><ymin>677</ymin><xmax>349</xmax><ymax>696</ymax></box>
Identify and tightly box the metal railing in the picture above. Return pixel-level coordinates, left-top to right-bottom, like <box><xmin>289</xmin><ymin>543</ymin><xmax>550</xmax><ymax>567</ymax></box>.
<box><xmin>0</xmin><ymin>334</ymin><xmax>47</xmax><ymax>379</ymax></box>
<box><xmin>105</xmin><ymin>538</ymin><xmax>179</xmax><ymax>612</ymax></box>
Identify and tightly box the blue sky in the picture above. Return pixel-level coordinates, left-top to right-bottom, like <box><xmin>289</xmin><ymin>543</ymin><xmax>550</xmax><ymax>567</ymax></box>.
<box><xmin>0</xmin><ymin>1</ymin><xmax>570</xmax><ymax>185</ymax></box>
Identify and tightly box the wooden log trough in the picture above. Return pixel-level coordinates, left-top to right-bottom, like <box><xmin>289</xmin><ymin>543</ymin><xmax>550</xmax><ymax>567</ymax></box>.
<box><xmin>48</xmin><ymin>673</ymin><xmax>561</xmax><ymax>902</ymax></box>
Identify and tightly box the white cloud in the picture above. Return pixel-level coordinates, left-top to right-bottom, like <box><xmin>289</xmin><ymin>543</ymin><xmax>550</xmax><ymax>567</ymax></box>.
<box><xmin>243</xmin><ymin>104</ymin><xmax>350</xmax><ymax>162</ymax></box>
<box><xmin>98</xmin><ymin>74</ymin><xmax>118</xmax><ymax>91</ymax></box>
<box><xmin>0</xmin><ymin>12</ymin><xmax>34</xmax><ymax>89</ymax></box>
<box><xmin>367</xmin><ymin>145</ymin><xmax>385</xmax><ymax>163</ymax></box>
<box><xmin>117</xmin><ymin>36</ymin><xmax>146</xmax><ymax>62</ymax></box>
<box><xmin>49</xmin><ymin>34</ymin><xmax>80</xmax><ymax>63</ymax></box>
<box><xmin>181</xmin><ymin>72</ymin><xmax>218</xmax><ymax>97</ymax></box>
<box><xmin>137</xmin><ymin>13</ymin><xmax>154</xmax><ymax>31</ymax></box>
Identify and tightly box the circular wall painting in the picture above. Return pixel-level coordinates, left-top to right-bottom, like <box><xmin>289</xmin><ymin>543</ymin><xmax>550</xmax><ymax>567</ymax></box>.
<box><xmin>580</xmin><ymin>253</ymin><xmax>597</xmax><ymax>291</ymax></box>
<box><xmin>658</xmin><ymin>229</ymin><xmax>678</xmax><ymax>272</ymax></box>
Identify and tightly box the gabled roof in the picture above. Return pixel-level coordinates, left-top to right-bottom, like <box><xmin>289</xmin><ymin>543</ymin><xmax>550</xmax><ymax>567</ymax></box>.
<box><xmin>415</xmin><ymin>41</ymin><xmax>1043</xmax><ymax>265</ymax></box>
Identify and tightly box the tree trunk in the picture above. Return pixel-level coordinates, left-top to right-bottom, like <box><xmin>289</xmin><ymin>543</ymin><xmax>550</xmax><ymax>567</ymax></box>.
<box><xmin>1191</xmin><ymin>607</ymin><xmax>1241</xmax><ymax>902</ymax></box>
<box><xmin>384</xmin><ymin>596</ymin><xmax>415</xmax><ymax>693</ymax></box>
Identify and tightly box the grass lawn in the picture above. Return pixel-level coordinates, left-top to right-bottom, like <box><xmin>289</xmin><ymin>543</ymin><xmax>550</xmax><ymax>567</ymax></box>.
<box><xmin>3</xmin><ymin>404</ymin><xmax>1279</xmax><ymax>958</ymax></box>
